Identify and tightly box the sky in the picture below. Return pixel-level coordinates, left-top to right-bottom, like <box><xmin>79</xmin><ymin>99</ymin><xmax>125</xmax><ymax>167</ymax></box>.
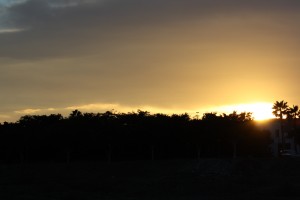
<box><xmin>1</xmin><ymin>0</ymin><xmax>300</xmax><ymax>122</ymax></box>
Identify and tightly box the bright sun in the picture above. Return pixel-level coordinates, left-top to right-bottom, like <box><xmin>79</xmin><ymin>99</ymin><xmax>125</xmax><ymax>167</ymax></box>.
<box><xmin>213</xmin><ymin>102</ymin><xmax>274</xmax><ymax>121</ymax></box>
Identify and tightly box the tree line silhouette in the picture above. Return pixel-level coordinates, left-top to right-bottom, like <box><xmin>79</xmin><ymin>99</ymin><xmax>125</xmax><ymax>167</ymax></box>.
<box><xmin>0</xmin><ymin>109</ymin><xmax>272</xmax><ymax>164</ymax></box>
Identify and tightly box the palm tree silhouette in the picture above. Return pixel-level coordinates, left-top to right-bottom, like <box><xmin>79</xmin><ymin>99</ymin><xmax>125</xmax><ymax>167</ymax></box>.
<box><xmin>287</xmin><ymin>105</ymin><xmax>299</xmax><ymax>119</ymax></box>
<box><xmin>287</xmin><ymin>105</ymin><xmax>300</xmax><ymax>154</ymax></box>
<box><xmin>272</xmin><ymin>100</ymin><xmax>289</xmax><ymax>152</ymax></box>
<box><xmin>272</xmin><ymin>101</ymin><xmax>289</xmax><ymax>119</ymax></box>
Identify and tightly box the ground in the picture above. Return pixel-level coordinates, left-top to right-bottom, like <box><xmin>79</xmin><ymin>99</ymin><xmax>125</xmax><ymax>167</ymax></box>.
<box><xmin>0</xmin><ymin>158</ymin><xmax>300</xmax><ymax>199</ymax></box>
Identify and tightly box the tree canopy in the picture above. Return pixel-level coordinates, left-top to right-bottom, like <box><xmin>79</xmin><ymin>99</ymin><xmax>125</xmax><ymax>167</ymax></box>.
<box><xmin>0</xmin><ymin>109</ymin><xmax>272</xmax><ymax>163</ymax></box>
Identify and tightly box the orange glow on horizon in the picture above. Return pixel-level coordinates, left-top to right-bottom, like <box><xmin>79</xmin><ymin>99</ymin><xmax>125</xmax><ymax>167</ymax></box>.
<box><xmin>207</xmin><ymin>102</ymin><xmax>274</xmax><ymax>121</ymax></box>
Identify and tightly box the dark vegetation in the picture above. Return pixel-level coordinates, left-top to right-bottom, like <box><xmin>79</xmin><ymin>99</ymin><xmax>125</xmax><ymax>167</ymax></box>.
<box><xmin>1</xmin><ymin>100</ymin><xmax>300</xmax><ymax>199</ymax></box>
<box><xmin>0</xmin><ymin>110</ymin><xmax>271</xmax><ymax>164</ymax></box>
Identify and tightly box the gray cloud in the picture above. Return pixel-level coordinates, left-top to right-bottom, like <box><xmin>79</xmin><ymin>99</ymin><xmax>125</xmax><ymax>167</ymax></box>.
<box><xmin>0</xmin><ymin>0</ymin><xmax>299</xmax><ymax>60</ymax></box>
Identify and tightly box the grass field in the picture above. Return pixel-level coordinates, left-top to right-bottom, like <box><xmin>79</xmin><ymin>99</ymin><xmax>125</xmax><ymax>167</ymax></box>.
<box><xmin>0</xmin><ymin>158</ymin><xmax>300</xmax><ymax>199</ymax></box>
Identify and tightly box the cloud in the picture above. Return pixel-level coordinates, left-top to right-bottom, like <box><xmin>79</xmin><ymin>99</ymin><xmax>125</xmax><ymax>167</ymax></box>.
<box><xmin>13</xmin><ymin>107</ymin><xmax>57</xmax><ymax>116</ymax></box>
<box><xmin>0</xmin><ymin>114</ymin><xmax>11</xmax><ymax>120</ymax></box>
<box><xmin>0</xmin><ymin>0</ymin><xmax>299</xmax><ymax>60</ymax></box>
<box><xmin>0</xmin><ymin>28</ymin><xmax>25</xmax><ymax>33</ymax></box>
<box><xmin>14</xmin><ymin>106</ymin><xmax>56</xmax><ymax>112</ymax></box>
<box><xmin>0</xmin><ymin>0</ymin><xmax>28</xmax><ymax>7</ymax></box>
<box><xmin>15</xmin><ymin>108</ymin><xmax>42</xmax><ymax>114</ymax></box>
<box><xmin>65</xmin><ymin>103</ymin><xmax>120</xmax><ymax>111</ymax></box>
<box><xmin>64</xmin><ymin>102</ymin><xmax>217</xmax><ymax>116</ymax></box>
<box><xmin>11</xmin><ymin>102</ymin><xmax>196</xmax><ymax>119</ymax></box>
<box><xmin>48</xmin><ymin>0</ymin><xmax>99</xmax><ymax>8</ymax></box>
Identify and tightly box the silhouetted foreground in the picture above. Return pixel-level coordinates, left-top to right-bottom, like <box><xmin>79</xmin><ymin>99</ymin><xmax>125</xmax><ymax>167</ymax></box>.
<box><xmin>1</xmin><ymin>109</ymin><xmax>299</xmax><ymax>199</ymax></box>
<box><xmin>0</xmin><ymin>158</ymin><xmax>300</xmax><ymax>199</ymax></box>
<box><xmin>0</xmin><ymin>110</ymin><xmax>271</xmax><ymax>164</ymax></box>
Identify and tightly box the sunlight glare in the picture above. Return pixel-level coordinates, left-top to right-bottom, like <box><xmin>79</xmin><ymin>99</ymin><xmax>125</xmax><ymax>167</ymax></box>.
<box><xmin>214</xmin><ymin>102</ymin><xmax>274</xmax><ymax>121</ymax></box>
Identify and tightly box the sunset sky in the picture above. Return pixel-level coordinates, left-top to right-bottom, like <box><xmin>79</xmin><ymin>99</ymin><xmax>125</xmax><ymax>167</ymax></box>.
<box><xmin>1</xmin><ymin>0</ymin><xmax>300</xmax><ymax>122</ymax></box>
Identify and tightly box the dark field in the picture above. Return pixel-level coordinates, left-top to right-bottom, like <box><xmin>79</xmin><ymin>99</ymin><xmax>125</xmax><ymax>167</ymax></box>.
<box><xmin>1</xmin><ymin>158</ymin><xmax>300</xmax><ymax>200</ymax></box>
